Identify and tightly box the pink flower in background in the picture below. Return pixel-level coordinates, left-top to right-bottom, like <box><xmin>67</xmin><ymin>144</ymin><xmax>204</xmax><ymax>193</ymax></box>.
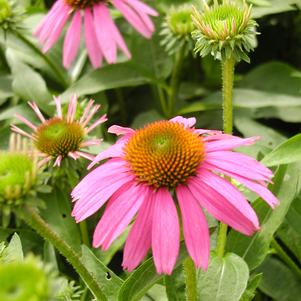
<box><xmin>34</xmin><ymin>0</ymin><xmax>158</xmax><ymax>69</ymax></box>
<box><xmin>11</xmin><ymin>95</ymin><xmax>107</xmax><ymax>167</ymax></box>
<box><xmin>71</xmin><ymin>116</ymin><xmax>278</xmax><ymax>274</ymax></box>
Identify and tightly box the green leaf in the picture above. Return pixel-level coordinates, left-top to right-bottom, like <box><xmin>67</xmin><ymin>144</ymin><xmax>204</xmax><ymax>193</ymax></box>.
<box><xmin>0</xmin><ymin>233</ymin><xmax>24</xmax><ymax>263</ymax></box>
<box><xmin>40</xmin><ymin>187</ymin><xmax>82</xmax><ymax>253</ymax></box>
<box><xmin>240</xmin><ymin>273</ymin><xmax>262</xmax><ymax>301</ymax></box>
<box><xmin>61</xmin><ymin>62</ymin><xmax>150</xmax><ymax>99</ymax></box>
<box><xmin>277</xmin><ymin>195</ymin><xmax>301</xmax><ymax>262</ymax></box>
<box><xmin>0</xmin><ymin>74</ymin><xmax>13</xmax><ymax>105</ymax></box>
<box><xmin>197</xmin><ymin>252</ymin><xmax>249</xmax><ymax>301</ymax></box>
<box><xmin>261</xmin><ymin>134</ymin><xmax>301</xmax><ymax>166</ymax></box>
<box><xmin>80</xmin><ymin>245</ymin><xmax>123</xmax><ymax>301</ymax></box>
<box><xmin>5</xmin><ymin>50</ymin><xmax>52</xmax><ymax>114</ymax></box>
<box><xmin>179</xmin><ymin>88</ymin><xmax>301</xmax><ymax>122</ymax></box>
<box><xmin>164</xmin><ymin>266</ymin><xmax>186</xmax><ymax>301</ymax></box>
<box><xmin>118</xmin><ymin>244</ymin><xmax>187</xmax><ymax>301</ymax></box>
<box><xmin>227</xmin><ymin>163</ymin><xmax>301</xmax><ymax>270</ymax></box>
<box><xmin>239</xmin><ymin>62</ymin><xmax>301</xmax><ymax>96</ymax></box>
<box><xmin>258</xmin><ymin>256</ymin><xmax>301</xmax><ymax>301</ymax></box>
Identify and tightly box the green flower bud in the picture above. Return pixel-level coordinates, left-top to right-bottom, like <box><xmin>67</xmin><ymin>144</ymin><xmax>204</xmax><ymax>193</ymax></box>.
<box><xmin>0</xmin><ymin>257</ymin><xmax>49</xmax><ymax>301</ymax></box>
<box><xmin>0</xmin><ymin>0</ymin><xmax>23</xmax><ymax>32</ymax></box>
<box><xmin>160</xmin><ymin>5</ymin><xmax>195</xmax><ymax>55</ymax></box>
<box><xmin>0</xmin><ymin>135</ymin><xmax>37</xmax><ymax>203</ymax></box>
<box><xmin>0</xmin><ymin>235</ymin><xmax>82</xmax><ymax>301</ymax></box>
<box><xmin>192</xmin><ymin>0</ymin><xmax>258</xmax><ymax>62</ymax></box>
<box><xmin>0</xmin><ymin>0</ymin><xmax>11</xmax><ymax>23</ymax></box>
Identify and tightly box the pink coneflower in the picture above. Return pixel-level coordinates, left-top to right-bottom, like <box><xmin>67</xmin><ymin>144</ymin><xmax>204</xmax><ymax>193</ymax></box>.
<box><xmin>11</xmin><ymin>95</ymin><xmax>107</xmax><ymax>167</ymax></box>
<box><xmin>71</xmin><ymin>116</ymin><xmax>278</xmax><ymax>274</ymax></box>
<box><xmin>34</xmin><ymin>0</ymin><xmax>158</xmax><ymax>69</ymax></box>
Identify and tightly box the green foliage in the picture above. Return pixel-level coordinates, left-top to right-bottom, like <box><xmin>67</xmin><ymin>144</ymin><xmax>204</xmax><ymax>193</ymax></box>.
<box><xmin>197</xmin><ymin>252</ymin><xmax>249</xmax><ymax>301</ymax></box>
<box><xmin>0</xmin><ymin>0</ymin><xmax>301</xmax><ymax>300</ymax></box>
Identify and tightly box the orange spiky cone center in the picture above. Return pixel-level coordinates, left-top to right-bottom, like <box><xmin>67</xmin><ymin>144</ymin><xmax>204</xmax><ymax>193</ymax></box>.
<box><xmin>35</xmin><ymin>118</ymin><xmax>84</xmax><ymax>158</ymax></box>
<box><xmin>124</xmin><ymin>121</ymin><xmax>204</xmax><ymax>188</ymax></box>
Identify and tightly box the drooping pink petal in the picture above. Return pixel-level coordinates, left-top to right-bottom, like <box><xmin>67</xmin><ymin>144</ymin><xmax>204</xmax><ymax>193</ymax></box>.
<box><xmin>33</xmin><ymin>0</ymin><xmax>64</xmax><ymax>40</ymax></box>
<box><xmin>81</xmin><ymin>104</ymin><xmax>101</xmax><ymax>128</ymax></box>
<box><xmin>88</xmin><ymin>142</ymin><xmax>125</xmax><ymax>169</ymax></box>
<box><xmin>113</xmin><ymin>0</ymin><xmax>153</xmax><ymax>38</ymax></box>
<box><xmin>28</xmin><ymin>102</ymin><xmax>46</xmax><ymax>122</ymax></box>
<box><xmin>170</xmin><ymin>116</ymin><xmax>196</xmax><ymax>128</ymax></box>
<box><xmin>122</xmin><ymin>191</ymin><xmax>154</xmax><ymax>271</ymax></box>
<box><xmin>84</xmin><ymin>8</ymin><xmax>103</xmax><ymax>68</ymax></box>
<box><xmin>74</xmin><ymin>151</ymin><xmax>95</xmax><ymax>161</ymax></box>
<box><xmin>93</xmin><ymin>3</ymin><xmax>117</xmax><ymax>63</ymax></box>
<box><xmin>72</xmin><ymin>174</ymin><xmax>134</xmax><ymax>222</ymax></box>
<box><xmin>67</xmin><ymin>95</ymin><xmax>78</xmax><ymax>123</ymax></box>
<box><xmin>11</xmin><ymin>125</ymin><xmax>34</xmax><ymax>140</ymax></box>
<box><xmin>188</xmin><ymin>173</ymin><xmax>259</xmax><ymax>235</ymax></box>
<box><xmin>108</xmin><ymin>125</ymin><xmax>135</xmax><ymax>136</ymax></box>
<box><xmin>34</xmin><ymin>0</ymin><xmax>65</xmax><ymax>41</ymax></box>
<box><xmin>200</xmin><ymin>169</ymin><xmax>259</xmax><ymax>226</ymax></box>
<box><xmin>63</xmin><ymin>11</ymin><xmax>82</xmax><ymax>68</ymax></box>
<box><xmin>43</xmin><ymin>3</ymin><xmax>70</xmax><ymax>52</ymax></box>
<box><xmin>72</xmin><ymin>160</ymin><xmax>132</xmax><ymax>222</ymax></box>
<box><xmin>86</xmin><ymin>114</ymin><xmax>108</xmax><ymax>134</ymax></box>
<box><xmin>72</xmin><ymin>159</ymin><xmax>127</xmax><ymax>197</ymax></box>
<box><xmin>123</xmin><ymin>0</ymin><xmax>159</xmax><ymax>16</ymax></box>
<box><xmin>93</xmin><ymin>182</ymin><xmax>149</xmax><ymax>249</ymax></box>
<box><xmin>54</xmin><ymin>155</ymin><xmax>62</xmax><ymax>167</ymax></box>
<box><xmin>14</xmin><ymin>114</ymin><xmax>37</xmax><ymax>130</ymax></box>
<box><xmin>79</xmin><ymin>99</ymin><xmax>94</xmax><ymax>124</ymax></box>
<box><xmin>80</xmin><ymin>139</ymin><xmax>102</xmax><ymax>148</ymax></box>
<box><xmin>177</xmin><ymin>185</ymin><xmax>209</xmax><ymax>270</ymax></box>
<box><xmin>205</xmin><ymin>151</ymin><xmax>273</xmax><ymax>182</ymax></box>
<box><xmin>203</xmin><ymin>162</ymin><xmax>278</xmax><ymax>208</ymax></box>
<box><xmin>54</xmin><ymin>96</ymin><xmax>62</xmax><ymax>118</ymax></box>
<box><xmin>104</xmin><ymin>9</ymin><xmax>131</xmax><ymax>59</ymax></box>
<box><xmin>152</xmin><ymin>188</ymin><xmax>180</xmax><ymax>275</ymax></box>
<box><xmin>205</xmin><ymin>136</ymin><xmax>259</xmax><ymax>152</ymax></box>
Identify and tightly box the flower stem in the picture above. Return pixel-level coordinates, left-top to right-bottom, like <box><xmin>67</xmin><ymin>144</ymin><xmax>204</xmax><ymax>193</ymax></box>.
<box><xmin>79</xmin><ymin>220</ymin><xmax>90</xmax><ymax>246</ymax></box>
<box><xmin>216</xmin><ymin>57</ymin><xmax>235</xmax><ymax>258</ymax></box>
<box><xmin>13</xmin><ymin>30</ymin><xmax>69</xmax><ymax>88</ymax></box>
<box><xmin>168</xmin><ymin>44</ymin><xmax>186</xmax><ymax>117</ymax></box>
<box><xmin>222</xmin><ymin>57</ymin><xmax>235</xmax><ymax>135</ymax></box>
<box><xmin>271</xmin><ymin>238</ymin><xmax>301</xmax><ymax>281</ymax></box>
<box><xmin>21</xmin><ymin>206</ymin><xmax>107</xmax><ymax>301</ymax></box>
<box><xmin>183</xmin><ymin>257</ymin><xmax>197</xmax><ymax>301</ymax></box>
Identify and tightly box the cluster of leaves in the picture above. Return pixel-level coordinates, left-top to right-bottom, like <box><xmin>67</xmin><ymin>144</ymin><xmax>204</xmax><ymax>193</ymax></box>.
<box><xmin>1</xmin><ymin>0</ymin><xmax>301</xmax><ymax>301</ymax></box>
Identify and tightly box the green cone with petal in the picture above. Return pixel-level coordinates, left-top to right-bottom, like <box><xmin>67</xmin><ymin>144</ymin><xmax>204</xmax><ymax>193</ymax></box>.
<box><xmin>192</xmin><ymin>0</ymin><xmax>258</xmax><ymax>62</ymax></box>
<box><xmin>161</xmin><ymin>4</ymin><xmax>195</xmax><ymax>55</ymax></box>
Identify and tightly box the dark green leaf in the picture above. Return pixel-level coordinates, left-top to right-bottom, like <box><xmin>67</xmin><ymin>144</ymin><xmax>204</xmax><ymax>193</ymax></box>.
<box><xmin>80</xmin><ymin>245</ymin><xmax>123</xmax><ymax>301</ymax></box>
<box><xmin>227</xmin><ymin>163</ymin><xmax>301</xmax><ymax>270</ymax></box>
<box><xmin>258</xmin><ymin>256</ymin><xmax>301</xmax><ymax>301</ymax></box>
<box><xmin>262</xmin><ymin>134</ymin><xmax>301</xmax><ymax>166</ymax></box>
<box><xmin>118</xmin><ymin>244</ymin><xmax>187</xmax><ymax>301</ymax></box>
<box><xmin>197</xmin><ymin>252</ymin><xmax>249</xmax><ymax>301</ymax></box>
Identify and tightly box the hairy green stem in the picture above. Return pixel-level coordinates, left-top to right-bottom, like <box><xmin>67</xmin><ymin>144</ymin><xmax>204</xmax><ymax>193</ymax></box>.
<box><xmin>272</xmin><ymin>239</ymin><xmax>301</xmax><ymax>280</ymax></box>
<box><xmin>222</xmin><ymin>57</ymin><xmax>235</xmax><ymax>134</ymax></box>
<box><xmin>79</xmin><ymin>220</ymin><xmax>90</xmax><ymax>246</ymax></box>
<box><xmin>168</xmin><ymin>44</ymin><xmax>186</xmax><ymax>117</ymax></box>
<box><xmin>216</xmin><ymin>57</ymin><xmax>235</xmax><ymax>258</ymax></box>
<box><xmin>183</xmin><ymin>257</ymin><xmax>198</xmax><ymax>301</ymax></box>
<box><xmin>13</xmin><ymin>30</ymin><xmax>69</xmax><ymax>88</ymax></box>
<box><xmin>21</xmin><ymin>206</ymin><xmax>107</xmax><ymax>301</ymax></box>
